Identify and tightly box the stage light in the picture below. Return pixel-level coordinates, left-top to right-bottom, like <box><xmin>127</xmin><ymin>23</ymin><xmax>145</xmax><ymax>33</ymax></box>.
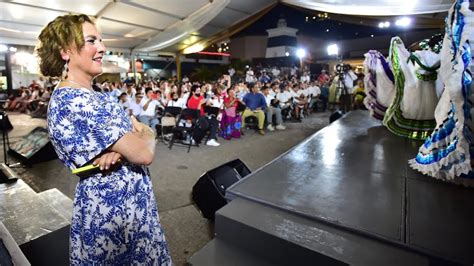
<box><xmin>395</xmin><ymin>17</ymin><xmax>411</xmax><ymax>27</ymax></box>
<box><xmin>379</xmin><ymin>21</ymin><xmax>391</xmax><ymax>28</ymax></box>
<box><xmin>296</xmin><ymin>48</ymin><xmax>306</xmax><ymax>59</ymax></box>
<box><xmin>183</xmin><ymin>43</ymin><xmax>204</xmax><ymax>54</ymax></box>
<box><xmin>327</xmin><ymin>44</ymin><xmax>339</xmax><ymax>56</ymax></box>
<box><xmin>285</xmin><ymin>52</ymin><xmax>290</xmax><ymax>57</ymax></box>
<box><xmin>0</xmin><ymin>44</ymin><xmax>7</xmax><ymax>52</ymax></box>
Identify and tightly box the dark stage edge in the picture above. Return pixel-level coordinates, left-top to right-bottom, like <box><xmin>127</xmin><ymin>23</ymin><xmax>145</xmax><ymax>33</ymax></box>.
<box><xmin>189</xmin><ymin>110</ymin><xmax>473</xmax><ymax>265</ymax></box>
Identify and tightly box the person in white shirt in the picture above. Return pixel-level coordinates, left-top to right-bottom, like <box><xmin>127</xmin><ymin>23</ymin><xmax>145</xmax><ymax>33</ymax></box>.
<box><xmin>262</xmin><ymin>87</ymin><xmax>286</xmax><ymax>131</ymax></box>
<box><xmin>167</xmin><ymin>92</ymin><xmax>186</xmax><ymax>109</ymax></box>
<box><xmin>124</xmin><ymin>82</ymin><xmax>136</xmax><ymax>99</ymax></box>
<box><xmin>139</xmin><ymin>88</ymin><xmax>161</xmax><ymax>134</ymax></box>
<box><xmin>109</xmin><ymin>85</ymin><xmax>122</xmax><ymax>102</ymax></box>
<box><xmin>291</xmin><ymin>85</ymin><xmax>308</xmax><ymax>120</ymax></box>
<box><xmin>128</xmin><ymin>93</ymin><xmax>144</xmax><ymax>117</ymax></box>
<box><xmin>245</xmin><ymin>67</ymin><xmax>255</xmax><ymax>83</ymax></box>
<box><xmin>306</xmin><ymin>81</ymin><xmax>321</xmax><ymax>112</ymax></box>
<box><xmin>228</xmin><ymin>67</ymin><xmax>235</xmax><ymax>77</ymax></box>
<box><xmin>341</xmin><ymin>66</ymin><xmax>358</xmax><ymax>112</ymax></box>
<box><xmin>271</xmin><ymin>67</ymin><xmax>280</xmax><ymax>78</ymax></box>
<box><xmin>343</xmin><ymin>68</ymin><xmax>358</xmax><ymax>94</ymax></box>
<box><xmin>210</xmin><ymin>94</ymin><xmax>223</xmax><ymax>109</ymax></box>
<box><xmin>236</xmin><ymin>83</ymin><xmax>248</xmax><ymax>100</ymax></box>
<box><xmin>277</xmin><ymin>85</ymin><xmax>292</xmax><ymax>109</ymax></box>
<box><xmin>118</xmin><ymin>92</ymin><xmax>129</xmax><ymax>111</ymax></box>
<box><xmin>300</xmin><ymin>71</ymin><xmax>310</xmax><ymax>83</ymax></box>
<box><xmin>291</xmin><ymin>65</ymin><xmax>298</xmax><ymax>77</ymax></box>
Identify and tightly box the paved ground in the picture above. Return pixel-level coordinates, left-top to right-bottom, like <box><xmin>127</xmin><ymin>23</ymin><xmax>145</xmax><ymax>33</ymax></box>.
<box><xmin>2</xmin><ymin>111</ymin><xmax>331</xmax><ymax>265</ymax></box>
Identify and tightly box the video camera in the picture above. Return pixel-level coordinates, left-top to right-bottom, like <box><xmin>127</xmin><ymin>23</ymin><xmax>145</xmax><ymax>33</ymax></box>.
<box><xmin>335</xmin><ymin>63</ymin><xmax>351</xmax><ymax>74</ymax></box>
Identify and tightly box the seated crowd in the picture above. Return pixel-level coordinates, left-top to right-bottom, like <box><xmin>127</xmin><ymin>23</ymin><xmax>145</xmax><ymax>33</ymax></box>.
<box><xmin>110</xmin><ymin>65</ymin><xmax>336</xmax><ymax>148</ymax></box>
<box><xmin>4</xmin><ymin>64</ymin><xmax>366</xmax><ymax>148</ymax></box>
<box><xmin>3</xmin><ymin>79</ymin><xmax>52</xmax><ymax>118</ymax></box>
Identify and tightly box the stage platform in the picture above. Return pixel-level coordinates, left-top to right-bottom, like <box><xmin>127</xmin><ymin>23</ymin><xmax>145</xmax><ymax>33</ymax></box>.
<box><xmin>0</xmin><ymin>166</ymin><xmax>72</xmax><ymax>265</ymax></box>
<box><xmin>189</xmin><ymin>110</ymin><xmax>474</xmax><ymax>265</ymax></box>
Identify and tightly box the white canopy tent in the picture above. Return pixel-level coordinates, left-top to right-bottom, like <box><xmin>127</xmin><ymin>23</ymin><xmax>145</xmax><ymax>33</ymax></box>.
<box><xmin>0</xmin><ymin>0</ymin><xmax>275</xmax><ymax>54</ymax></box>
<box><xmin>283</xmin><ymin>0</ymin><xmax>456</xmax><ymax>16</ymax></box>
<box><xmin>0</xmin><ymin>0</ymin><xmax>459</xmax><ymax>55</ymax></box>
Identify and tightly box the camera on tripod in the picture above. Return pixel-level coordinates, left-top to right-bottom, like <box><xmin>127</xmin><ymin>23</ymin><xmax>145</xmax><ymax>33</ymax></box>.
<box><xmin>335</xmin><ymin>63</ymin><xmax>351</xmax><ymax>75</ymax></box>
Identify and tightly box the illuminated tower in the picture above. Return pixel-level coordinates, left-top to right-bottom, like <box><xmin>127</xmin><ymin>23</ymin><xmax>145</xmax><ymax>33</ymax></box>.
<box><xmin>265</xmin><ymin>18</ymin><xmax>298</xmax><ymax>58</ymax></box>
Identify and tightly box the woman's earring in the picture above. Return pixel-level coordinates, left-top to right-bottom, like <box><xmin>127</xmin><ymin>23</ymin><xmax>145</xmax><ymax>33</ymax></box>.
<box><xmin>62</xmin><ymin>59</ymin><xmax>69</xmax><ymax>80</ymax></box>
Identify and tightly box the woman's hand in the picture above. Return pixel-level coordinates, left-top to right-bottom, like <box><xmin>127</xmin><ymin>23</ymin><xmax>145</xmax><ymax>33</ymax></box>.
<box><xmin>131</xmin><ymin>116</ymin><xmax>147</xmax><ymax>133</ymax></box>
<box><xmin>131</xmin><ymin>116</ymin><xmax>155</xmax><ymax>138</ymax></box>
<box><xmin>93</xmin><ymin>151</ymin><xmax>122</xmax><ymax>171</ymax></box>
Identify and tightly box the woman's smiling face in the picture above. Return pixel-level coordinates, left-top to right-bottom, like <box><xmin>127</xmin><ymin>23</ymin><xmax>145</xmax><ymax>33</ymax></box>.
<box><xmin>67</xmin><ymin>22</ymin><xmax>106</xmax><ymax>79</ymax></box>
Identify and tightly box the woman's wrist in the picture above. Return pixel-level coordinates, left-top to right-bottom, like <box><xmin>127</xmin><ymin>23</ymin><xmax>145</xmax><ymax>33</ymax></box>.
<box><xmin>137</xmin><ymin>126</ymin><xmax>155</xmax><ymax>139</ymax></box>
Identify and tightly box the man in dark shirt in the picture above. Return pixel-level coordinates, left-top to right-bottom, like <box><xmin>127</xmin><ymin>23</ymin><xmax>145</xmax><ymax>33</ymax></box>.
<box><xmin>242</xmin><ymin>83</ymin><xmax>267</xmax><ymax>135</ymax></box>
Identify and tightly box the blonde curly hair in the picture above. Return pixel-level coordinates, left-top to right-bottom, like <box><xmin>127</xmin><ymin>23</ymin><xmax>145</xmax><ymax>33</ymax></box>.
<box><xmin>35</xmin><ymin>14</ymin><xmax>95</xmax><ymax>77</ymax></box>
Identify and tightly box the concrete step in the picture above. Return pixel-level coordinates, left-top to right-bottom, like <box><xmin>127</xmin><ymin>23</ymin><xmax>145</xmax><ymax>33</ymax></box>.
<box><xmin>37</xmin><ymin>188</ymin><xmax>73</xmax><ymax>222</ymax></box>
<box><xmin>213</xmin><ymin>197</ymin><xmax>432</xmax><ymax>266</ymax></box>
<box><xmin>0</xmin><ymin>179</ymin><xmax>69</xmax><ymax>245</ymax></box>
<box><xmin>188</xmin><ymin>238</ymin><xmax>274</xmax><ymax>266</ymax></box>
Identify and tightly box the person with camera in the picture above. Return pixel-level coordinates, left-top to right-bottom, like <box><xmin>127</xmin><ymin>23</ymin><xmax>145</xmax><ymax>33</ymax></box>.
<box><xmin>339</xmin><ymin>64</ymin><xmax>358</xmax><ymax>112</ymax></box>
<box><xmin>139</xmin><ymin>87</ymin><xmax>162</xmax><ymax>135</ymax></box>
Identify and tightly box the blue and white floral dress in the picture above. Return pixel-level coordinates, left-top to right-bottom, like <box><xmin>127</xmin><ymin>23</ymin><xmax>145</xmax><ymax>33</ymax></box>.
<box><xmin>47</xmin><ymin>87</ymin><xmax>171</xmax><ymax>265</ymax></box>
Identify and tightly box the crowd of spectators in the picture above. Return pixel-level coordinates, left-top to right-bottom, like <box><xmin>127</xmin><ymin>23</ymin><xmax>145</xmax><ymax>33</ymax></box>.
<box><xmin>3</xmin><ymin>63</ymin><xmax>366</xmax><ymax>148</ymax></box>
<box><xmin>2</xmin><ymin>79</ymin><xmax>52</xmax><ymax>118</ymax></box>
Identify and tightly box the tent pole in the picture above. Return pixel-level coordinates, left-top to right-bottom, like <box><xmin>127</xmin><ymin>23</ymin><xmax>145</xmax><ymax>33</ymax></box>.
<box><xmin>131</xmin><ymin>54</ymin><xmax>138</xmax><ymax>85</ymax></box>
<box><xmin>176</xmin><ymin>53</ymin><xmax>182</xmax><ymax>82</ymax></box>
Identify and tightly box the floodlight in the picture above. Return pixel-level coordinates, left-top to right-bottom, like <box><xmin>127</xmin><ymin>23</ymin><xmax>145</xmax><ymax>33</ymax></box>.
<box><xmin>395</xmin><ymin>17</ymin><xmax>411</xmax><ymax>27</ymax></box>
<box><xmin>327</xmin><ymin>44</ymin><xmax>339</xmax><ymax>56</ymax></box>
<box><xmin>296</xmin><ymin>48</ymin><xmax>306</xmax><ymax>59</ymax></box>
<box><xmin>183</xmin><ymin>43</ymin><xmax>204</xmax><ymax>54</ymax></box>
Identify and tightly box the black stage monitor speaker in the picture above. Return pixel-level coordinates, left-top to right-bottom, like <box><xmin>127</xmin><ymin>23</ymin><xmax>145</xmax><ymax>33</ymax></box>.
<box><xmin>192</xmin><ymin>159</ymin><xmax>251</xmax><ymax>220</ymax></box>
<box><xmin>329</xmin><ymin>110</ymin><xmax>343</xmax><ymax>123</ymax></box>
<box><xmin>8</xmin><ymin>127</ymin><xmax>58</xmax><ymax>165</ymax></box>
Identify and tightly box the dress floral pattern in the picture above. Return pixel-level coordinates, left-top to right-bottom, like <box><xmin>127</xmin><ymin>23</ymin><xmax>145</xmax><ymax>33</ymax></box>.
<box><xmin>47</xmin><ymin>87</ymin><xmax>171</xmax><ymax>265</ymax></box>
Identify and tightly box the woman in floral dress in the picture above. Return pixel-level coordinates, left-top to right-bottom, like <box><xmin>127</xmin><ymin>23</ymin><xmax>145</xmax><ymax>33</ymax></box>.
<box><xmin>36</xmin><ymin>14</ymin><xmax>171</xmax><ymax>264</ymax></box>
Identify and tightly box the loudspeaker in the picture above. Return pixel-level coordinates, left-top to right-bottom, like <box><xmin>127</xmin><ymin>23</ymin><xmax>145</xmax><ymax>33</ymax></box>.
<box><xmin>8</xmin><ymin>127</ymin><xmax>58</xmax><ymax>165</ymax></box>
<box><xmin>192</xmin><ymin>159</ymin><xmax>251</xmax><ymax>220</ymax></box>
<box><xmin>20</xmin><ymin>225</ymin><xmax>69</xmax><ymax>265</ymax></box>
<box><xmin>329</xmin><ymin>110</ymin><xmax>343</xmax><ymax>123</ymax></box>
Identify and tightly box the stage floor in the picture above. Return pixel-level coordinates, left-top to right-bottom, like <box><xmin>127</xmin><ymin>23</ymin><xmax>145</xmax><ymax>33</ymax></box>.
<box><xmin>226</xmin><ymin>110</ymin><xmax>474</xmax><ymax>264</ymax></box>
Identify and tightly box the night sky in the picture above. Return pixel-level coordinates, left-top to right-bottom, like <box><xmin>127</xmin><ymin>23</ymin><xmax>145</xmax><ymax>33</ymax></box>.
<box><xmin>235</xmin><ymin>4</ymin><xmax>440</xmax><ymax>41</ymax></box>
